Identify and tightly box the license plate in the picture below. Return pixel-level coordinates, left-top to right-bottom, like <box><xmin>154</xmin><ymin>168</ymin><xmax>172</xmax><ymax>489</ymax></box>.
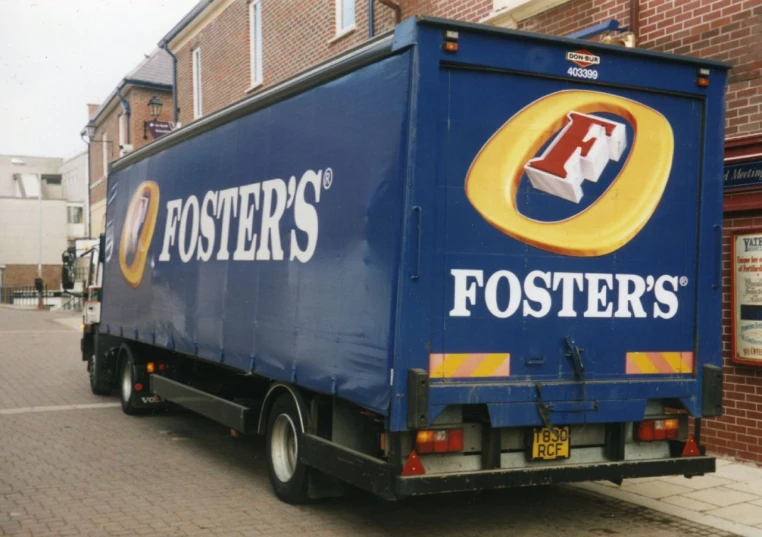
<box><xmin>530</xmin><ymin>426</ymin><xmax>571</xmax><ymax>461</ymax></box>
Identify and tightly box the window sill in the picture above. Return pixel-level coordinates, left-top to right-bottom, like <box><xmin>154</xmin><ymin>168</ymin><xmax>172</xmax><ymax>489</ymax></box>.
<box><xmin>245</xmin><ymin>81</ymin><xmax>264</xmax><ymax>94</ymax></box>
<box><xmin>329</xmin><ymin>25</ymin><xmax>356</xmax><ymax>44</ymax></box>
<box><xmin>482</xmin><ymin>0</ymin><xmax>572</xmax><ymax>29</ymax></box>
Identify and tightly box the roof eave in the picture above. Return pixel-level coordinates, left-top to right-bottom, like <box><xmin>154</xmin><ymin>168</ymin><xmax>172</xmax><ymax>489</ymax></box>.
<box><xmin>159</xmin><ymin>0</ymin><xmax>214</xmax><ymax>47</ymax></box>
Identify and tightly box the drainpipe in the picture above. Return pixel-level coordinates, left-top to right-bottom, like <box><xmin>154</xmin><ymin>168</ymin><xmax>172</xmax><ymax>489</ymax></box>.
<box><xmin>116</xmin><ymin>85</ymin><xmax>131</xmax><ymax>145</ymax></box>
<box><xmin>377</xmin><ymin>0</ymin><xmax>401</xmax><ymax>24</ymax></box>
<box><xmin>80</xmin><ymin>130</ymin><xmax>91</xmax><ymax>238</ymax></box>
<box><xmin>159</xmin><ymin>39</ymin><xmax>179</xmax><ymax>125</ymax></box>
<box><xmin>629</xmin><ymin>0</ymin><xmax>640</xmax><ymax>41</ymax></box>
<box><xmin>368</xmin><ymin>0</ymin><xmax>374</xmax><ymax>38</ymax></box>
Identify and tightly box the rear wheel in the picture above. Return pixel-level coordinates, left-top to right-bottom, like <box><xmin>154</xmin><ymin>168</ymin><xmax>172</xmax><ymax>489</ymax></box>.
<box><xmin>266</xmin><ymin>393</ymin><xmax>309</xmax><ymax>504</ymax></box>
<box><xmin>119</xmin><ymin>358</ymin><xmax>140</xmax><ymax>415</ymax></box>
<box><xmin>88</xmin><ymin>353</ymin><xmax>110</xmax><ymax>396</ymax></box>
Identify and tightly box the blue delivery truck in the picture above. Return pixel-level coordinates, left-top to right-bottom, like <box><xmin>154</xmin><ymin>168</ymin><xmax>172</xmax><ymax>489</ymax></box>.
<box><xmin>83</xmin><ymin>17</ymin><xmax>729</xmax><ymax>503</ymax></box>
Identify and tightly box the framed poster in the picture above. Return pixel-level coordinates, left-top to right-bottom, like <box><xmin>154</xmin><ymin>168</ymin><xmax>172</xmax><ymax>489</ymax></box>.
<box><xmin>732</xmin><ymin>229</ymin><xmax>762</xmax><ymax>366</ymax></box>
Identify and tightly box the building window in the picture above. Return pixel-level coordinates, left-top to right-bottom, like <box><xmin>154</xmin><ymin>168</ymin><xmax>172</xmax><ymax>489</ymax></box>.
<box><xmin>67</xmin><ymin>206</ymin><xmax>84</xmax><ymax>224</ymax></box>
<box><xmin>249</xmin><ymin>1</ymin><xmax>263</xmax><ymax>87</ymax></box>
<box><xmin>336</xmin><ymin>0</ymin><xmax>355</xmax><ymax>34</ymax></box>
<box><xmin>119</xmin><ymin>114</ymin><xmax>127</xmax><ymax>147</ymax></box>
<box><xmin>192</xmin><ymin>47</ymin><xmax>203</xmax><ymax>119</ymax></box>
<box><xmin>486</xmin><ymin>0</ymin><xmax>573</xmax><ymax>29</ymax></box>
<box><xmin>102</xmin><ymin>132</ymin><xmax>108</xmax><ymax>177</ymax></box>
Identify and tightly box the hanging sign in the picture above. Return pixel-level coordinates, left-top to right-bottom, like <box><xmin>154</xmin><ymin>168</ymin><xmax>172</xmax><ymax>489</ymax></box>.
<box><xmin>725</xmin><ymin>160</ymin><xmax>762</xmax><ymax>190</ymax></box>
<box><xmin>147</xmin><ymin>121</ymin><xmax>173</xmax><ymax>139</ymax></box>
<box><xmin>732</xmin><ymin>229</ymin><xmax>762</xmax><ymax>366</ymax></box>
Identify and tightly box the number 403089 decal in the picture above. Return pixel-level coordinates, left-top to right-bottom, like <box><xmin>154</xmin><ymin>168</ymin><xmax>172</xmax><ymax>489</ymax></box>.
<box><xmin>568</xmin><ymin>67</ymin><xmax>598</xmax><ymax>79</ymax></box>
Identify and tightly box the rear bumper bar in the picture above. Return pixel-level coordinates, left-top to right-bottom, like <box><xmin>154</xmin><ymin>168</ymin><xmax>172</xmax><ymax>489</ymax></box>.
<box><xmin>397</xmin><ymin>456</ymin><xmax>715</xmax><ymax>497</ymax></box>
<box><xmin>301</xmin><ymin>434</ymin><xmax>714</xmax><ymax>500</ymax></box>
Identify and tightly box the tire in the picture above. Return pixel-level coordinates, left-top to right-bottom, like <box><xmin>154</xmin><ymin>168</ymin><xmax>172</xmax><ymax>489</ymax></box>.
<box><xmin>266</xmin><ymin>393</ymin><xmax>309</xmax><ymax>504</ymax></box>
<box><xmin>88</xmin><ymin>353</ymin><xmax>111</xmax><ymax>396</ymax></box>
<box><xmin>119</xmin><ymin>358</ymin><xmax>141</xmax><ymax>415</ymax></box>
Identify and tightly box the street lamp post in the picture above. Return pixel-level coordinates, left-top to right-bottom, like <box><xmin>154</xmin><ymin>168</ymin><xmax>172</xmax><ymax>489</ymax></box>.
<box><xmin>144</xmin><ymin>96</ymin><xmax>164</xmax><ymax>139</ymax></box>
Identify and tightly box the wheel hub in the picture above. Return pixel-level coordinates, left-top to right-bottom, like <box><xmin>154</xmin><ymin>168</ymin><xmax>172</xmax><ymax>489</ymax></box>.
<box><xmin>271</xmin><ymin>414</ymin><xmax>298</xmax><ymax>483</ymax></box>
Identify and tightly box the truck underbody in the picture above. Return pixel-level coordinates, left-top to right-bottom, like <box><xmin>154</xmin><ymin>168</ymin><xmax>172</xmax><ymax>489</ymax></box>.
<box><xmin>82</xmin><ymin>332</ymin><xmax>716</xmax><ymax>502</ymax></box>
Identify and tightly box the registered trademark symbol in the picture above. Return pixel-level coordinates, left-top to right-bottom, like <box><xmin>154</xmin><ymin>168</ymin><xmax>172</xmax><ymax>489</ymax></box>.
<box><xmin>679</xmin><ymin>276</ymin><xmax>689</xmax><ymax>287</ymax></box>
<box><xmin>323</xmin><ymin>168</ymin><xmax>333</xmax><ymax>190</ymax></box>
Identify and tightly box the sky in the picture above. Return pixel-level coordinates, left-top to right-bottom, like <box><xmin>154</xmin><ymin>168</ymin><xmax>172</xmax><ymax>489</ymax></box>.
<box><xmin>0</xmin><ymin>0</ymin><xmax>200</xmax><ymax>160</ymax></box>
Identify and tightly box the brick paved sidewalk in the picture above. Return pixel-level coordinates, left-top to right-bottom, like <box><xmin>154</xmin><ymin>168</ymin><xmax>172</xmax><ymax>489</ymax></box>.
<box><xmin>577</xmin><ymin>459</ymin><xmax>762</xmax><ymax>537</ymax></box>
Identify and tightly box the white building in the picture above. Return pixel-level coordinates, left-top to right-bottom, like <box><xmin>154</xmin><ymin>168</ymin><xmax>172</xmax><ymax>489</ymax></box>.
<box><xmin>0</xmin><ymin>154</ymin><xmax>88</xmax><ymax>290</ymax></box>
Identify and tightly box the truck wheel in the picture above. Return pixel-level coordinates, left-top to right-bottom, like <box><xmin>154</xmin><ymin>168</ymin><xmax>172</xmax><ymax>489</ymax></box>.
<box><xmin>266</xmin><ymin>394</ymin><xmax>309</xmax><ymax>504</ymax></box>
<box><xmin>119</xmin><ymin>359</ymin><xmax>141</xmax><ymax>415</ymax></box>
<box><xmin>88</xmin><ymin>354</ymin><xmax>111</xmax><ymax>396</ymax></box>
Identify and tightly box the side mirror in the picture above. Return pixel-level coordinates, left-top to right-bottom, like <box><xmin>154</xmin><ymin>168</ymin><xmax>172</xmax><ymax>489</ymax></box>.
<box><xmin>61</xmin><ymin>267</ymin><xmax>74</xmax><ymax>291</ymax></box>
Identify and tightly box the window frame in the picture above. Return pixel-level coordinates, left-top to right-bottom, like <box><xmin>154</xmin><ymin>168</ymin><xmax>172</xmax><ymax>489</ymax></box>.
<box><xmin>67</xmin><ymin>205</ymin><xmax>84</xmax><ymax>225</ymax></box>
<box><xmin>249</xmin><ymin>0</ymin><xmax>263</xmax><ymax>88</ymax></box>
<box><xmin>335</xmin><ymin>0</ymin><xmax>355</xmax><ymax>35</ymax></box>
<box><xmin>192</xmin><ymin>47</ymin><xmax>203</xmax><ymax>119</ymax></box>
<box><xmin>118</xmin><ymin>113</ymin><xmax>126</xmax><ymax>147</ymax></box>
<box><xmin>102</xmin><ymin>132</ymin><xmax>108</xmax><ymax>177</ymax></box>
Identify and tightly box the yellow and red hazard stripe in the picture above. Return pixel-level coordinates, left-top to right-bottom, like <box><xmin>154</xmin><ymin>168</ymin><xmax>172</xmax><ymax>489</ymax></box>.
<box><xmin>625</xmin><ymin>352</ymin><xmax>694</xmax><ymax>375</ymax></box>
<box><xmin>429</xmin><ymin>353</ymin><xmax>510</xmax><ymax>379</ymax></box>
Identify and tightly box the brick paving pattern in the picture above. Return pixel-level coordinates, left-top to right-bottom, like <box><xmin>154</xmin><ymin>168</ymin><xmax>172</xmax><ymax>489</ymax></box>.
<box><xmin>0</xmin><ymin>307</ymin><xmax>740</xmax><ymax>536</ymax></box>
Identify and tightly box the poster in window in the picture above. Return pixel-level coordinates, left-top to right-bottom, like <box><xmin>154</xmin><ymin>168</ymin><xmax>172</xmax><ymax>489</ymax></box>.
<box><xmin>732</xmin><ymin>229</ymin><xmax>762</xmax><ymax>366</ymax></box>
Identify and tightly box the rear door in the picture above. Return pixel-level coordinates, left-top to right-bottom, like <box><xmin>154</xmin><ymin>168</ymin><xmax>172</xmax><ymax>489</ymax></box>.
<box><xmin>429</xmin><ymin>66</ymin><xmax>703</xmax><ymax>392</ymax></box>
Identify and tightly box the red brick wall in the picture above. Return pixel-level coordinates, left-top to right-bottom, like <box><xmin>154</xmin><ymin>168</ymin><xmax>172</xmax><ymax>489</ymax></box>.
<box><xmin>2</xmin><ymin>265</ymin><xmax>62</xmax><ymax>289</ymax></box>
<box><xmin>173</xmin><ymin>0</ymin><xmax>493</xmax><ymax>125</ymax></box>
<box><xmin>88</xmin><ymin>87</ymin><xmax>174</xmax><ymax>206</ymax></box>
<box><xmin>172</xmin><ymin>0</ymin><xmax>761</xmax><ymax>137</ymax></box>
<box><xmin>89</xmin><ymin>106</ymin><xmax>120</xmax><ymax>192</ymax></box>
<box><xmin>128</xmin><ymin>87</ymin><xmax>174</xmax><ymax>147</ymax></box>
<box><xmin>518</xmin><ymin>0</ymin><xmax>762</xmax><ymax>138</ymax></box>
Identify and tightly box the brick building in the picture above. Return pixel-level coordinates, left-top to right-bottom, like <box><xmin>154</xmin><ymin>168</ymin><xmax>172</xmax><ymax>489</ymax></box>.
<box><xmin>157</xmin><ymin>0</ymin><xmax>761</xmax><ymax>462</ymax></box>
<box><xmin>83</xmin><ymin>48</ymin><xmax>175</xmax><ymax>236</ymax></box>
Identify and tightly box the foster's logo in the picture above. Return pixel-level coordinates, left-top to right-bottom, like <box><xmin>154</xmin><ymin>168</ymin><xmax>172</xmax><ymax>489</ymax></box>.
<box><xmin>465</xmin><ymin>90</ymin><xmax>674</xmax><ymax>257</ymax></box>
<box><xmin>119</xmin><ymin>181</ymin><xmax>160</xmax><ymax>288</ymax></box>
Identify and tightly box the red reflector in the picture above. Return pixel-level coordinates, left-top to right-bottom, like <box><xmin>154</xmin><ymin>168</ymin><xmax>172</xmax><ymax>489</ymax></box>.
<box><xmin>697</xmin><ymin>77</ymin><xmax>709</xmax><ymax>87</ymax></box>
<box><xmin>158</xmin><ymin>363</ymin><xmax>166</xmax><ymax>371</ymax></box>
<box><xmin>134</xmin><ymin>383</ymin><xmax>143</xmax><ymax>392</ymax></box>
<box><xmin>401</xmin><ymin>450</ymin><xmax>426</xmax><ymax>476</ymax></box>
<box><xmin>682</xmin><ymin>435</ymin><xmax>701</xmax><ymax>457</ymax></box>
<box><xmin>443</xmin><ymin>41</ymin><xmax>459</xmax><ymax>53</ymax></box>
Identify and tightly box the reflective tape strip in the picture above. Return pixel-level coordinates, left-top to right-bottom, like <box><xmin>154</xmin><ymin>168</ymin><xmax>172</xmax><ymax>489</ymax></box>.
<box><xmin>625</xmin><ymin>352</ymin><xmax>694</xmax><ymax>375</ymax></box>
<box><xmin>429</xmin><ymin>353</ymin><xmax>510</xmax><ymax>379</ymax></box>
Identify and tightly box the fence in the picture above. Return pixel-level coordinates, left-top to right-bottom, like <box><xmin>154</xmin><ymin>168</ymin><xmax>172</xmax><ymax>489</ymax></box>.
<box><xmin>0</xmin><ymin>267</ymin><xmax>91</xmax><ymax>310</ymax></box>
<box><xmin>0</xmin><ymin>284</ymin><xmax>54</xmax><ymax>308</ymax></box>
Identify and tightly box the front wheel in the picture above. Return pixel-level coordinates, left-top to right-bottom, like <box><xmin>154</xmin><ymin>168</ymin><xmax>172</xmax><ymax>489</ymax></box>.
<box><xmin>88</xmin><ymin>353</ymin><xmax>111</xmax><ymax>396</ymax></box>
<box><xmin>266</xmin><ymin>394</ymin><xmax>309</xmax><ymax>504</ymax></box>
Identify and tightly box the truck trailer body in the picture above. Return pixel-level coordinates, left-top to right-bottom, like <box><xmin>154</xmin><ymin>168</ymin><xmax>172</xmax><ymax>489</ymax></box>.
<box><xmin>84</xmin><ymin>17</ymin><xmax>729</xmax><ymax>502</ymax></box>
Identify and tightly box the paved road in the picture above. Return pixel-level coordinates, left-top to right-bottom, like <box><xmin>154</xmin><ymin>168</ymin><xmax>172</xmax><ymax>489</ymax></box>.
<box><xmin>0</xmin><ymin>307</ymin><xmax>739</xmax><ymax>537</ymax></box>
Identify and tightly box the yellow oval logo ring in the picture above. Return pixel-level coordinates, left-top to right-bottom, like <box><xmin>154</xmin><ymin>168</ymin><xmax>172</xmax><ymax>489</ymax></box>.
<box><xmin>466</xmin><ymin>90</ymin><xmax>674</xmax><ymax>257</ymax></box>
<box><xmin>119</xmin><ymin>181</ymin><xmax>160</xmax><ymax>288</ymax></box>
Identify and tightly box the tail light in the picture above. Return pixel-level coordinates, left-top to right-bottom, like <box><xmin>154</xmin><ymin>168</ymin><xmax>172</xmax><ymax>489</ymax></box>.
<box><xmin>637</xmin><ymin>419</ymin><xmax>678</xmax><ymax>441</ymax></box>
<box><xmin>415</xmin><ymin>429</ymin><xmax>464</xmax><ymax>454</ymax></box>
